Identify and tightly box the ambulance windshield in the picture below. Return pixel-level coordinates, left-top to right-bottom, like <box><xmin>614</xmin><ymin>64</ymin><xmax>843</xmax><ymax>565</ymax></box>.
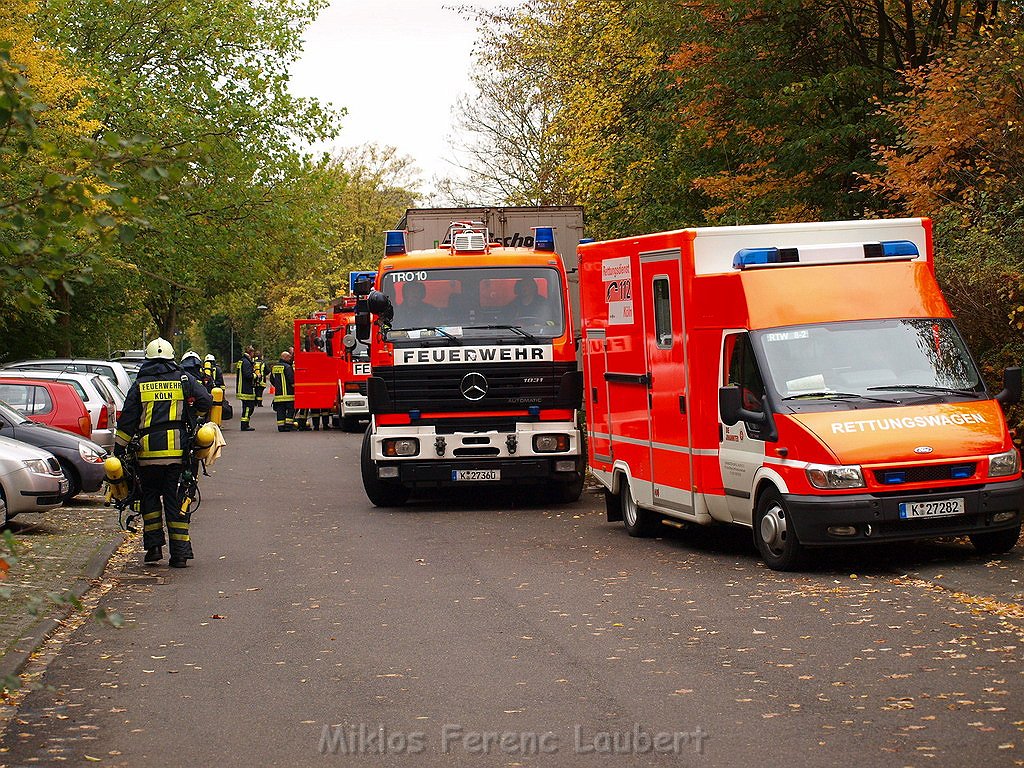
<box><xmin>754</xmin><ymin>319</ymin><xmax>984</xmax><ymax>402</ymax></box>
<box><xmin>380</xmin><ymin>267</ymin><xmax>565</xmax><ymax>340</ymax></box>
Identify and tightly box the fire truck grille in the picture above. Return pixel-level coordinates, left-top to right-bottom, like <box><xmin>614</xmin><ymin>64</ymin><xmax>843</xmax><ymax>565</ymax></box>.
<box><xmin>380</xmin><ymin>361</ymin><xmax>577</xmax><ymax>413</ymax></box>
<box><xmin>355</xmin><ymin>381</ymin><xmax>368</xmax><ymax>396</ymax></box>
<box><xmin>872</xmin><ymin>463</ymin><xmax>978</xmax><ymax>485</ymax></box>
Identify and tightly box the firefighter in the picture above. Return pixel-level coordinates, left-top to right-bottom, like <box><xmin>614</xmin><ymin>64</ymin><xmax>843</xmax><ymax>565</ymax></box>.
<box><xmin>269</xmin><ymin>350</ymin><xmax>295</xmax><ymax>431</ymax></box>
<box><xmin>181</xmin><ymin>350</ymin><xmax>202</xmax><ymax>379</ymax></box>
<box><xmin>236</xmin><ymin>345</ymin><xmax>257</xmax><ymax>431</ymax></box>
<box><xmin>253</xmin><ymin>349</ymin><xmax>266</xmax><ymax>407</ymax></box>
<box><xmin>201</xmin><ymin>353</ymin><xmax>225</xmax><ymax>393</ymax></box>
<box><xmin>114</xmin><ymin>338</ymin><xmax>212</xmax><ymax>568</ymax></box>
<box><xmin>312</xmin><ymin>409</ymin><xmax>332</xmax><ymax>431</ymax></box>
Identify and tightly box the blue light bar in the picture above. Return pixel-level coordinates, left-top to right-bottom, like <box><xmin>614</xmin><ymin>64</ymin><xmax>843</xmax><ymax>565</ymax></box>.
<box><xmin>528</xmin><ymin>405</ymin><xmax>541</xmax><ymax>416</ymax></box>
<box><xmin>579</xmin><ymin>237</ymin><xmax>595</xmax><ymax>244</ymax></box>
<box><xmin>385</xmin><ymin>230</ymin><xmax>407</xmax><ymax>255</ymax></box>
<box><xmin>733</xmin><ymin>248</ymin><xmax>780</xmax><ymax>269</ymax></box>
<box><xmin>881</xmin><ymin>240</ymin><xmax>919</xmax><ymax>257</ymax></box>
<box><xmin>883</xmin><ymin>470</ymin><xmax>907</xmax><ymax>484</ymax></box>
<box><xmin>534</xmin><ymin>227</ymin><xmax>555</xmax><ymax>252</ymax></box>
<box><xmin>950</xmin><ymin>464</ymin><xmax>973</xmax><ymax>480</ymax></box>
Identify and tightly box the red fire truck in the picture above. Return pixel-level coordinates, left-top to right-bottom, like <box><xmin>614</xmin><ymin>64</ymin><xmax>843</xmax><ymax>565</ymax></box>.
<box><xmin>355</xmin><ymin>221</ymin><xmax>584</xmax><ymax>506</ymax></box>
<box><xmin>579</xmin><ymin>218</ymin><xmax>1023</xmax><ymax>570</ymax></box>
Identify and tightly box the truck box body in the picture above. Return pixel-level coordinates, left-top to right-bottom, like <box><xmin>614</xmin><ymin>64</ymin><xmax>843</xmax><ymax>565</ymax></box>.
<box><xmin>579</xmin><ymin>218</ymin><xmax>1023</xmax><ymax>568</ymax></box>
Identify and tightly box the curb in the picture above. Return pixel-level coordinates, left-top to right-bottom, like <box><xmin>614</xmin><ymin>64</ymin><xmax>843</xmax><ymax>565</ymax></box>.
<box><xmin>0</xmin><ymin>534</ymin><xmax>124</xmax><ymax>684</ymax></box>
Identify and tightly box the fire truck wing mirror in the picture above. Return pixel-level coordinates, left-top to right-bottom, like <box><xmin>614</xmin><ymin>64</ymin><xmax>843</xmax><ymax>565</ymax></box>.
<box><xmin>719</xmin><ymin>385</ymin><xmax>768</xmax><ymax>427</ymax></box>
<box><xmin>342</xmin><ymin>333</ymin><xmax>357</xmax><ymax>352</ymax></box>
<box><xmin>355</xmin><ymin>313</ymin><xmax>371</xmax><ymax>342</ymax></box>
<box><xmin>996</xmin><ymin>366</ymin><xmax>1022</xmax><ymax>406</ymax></box>
<box><xmin>367</xmin><ymin>290</ymin><xmax>392</xmax><ymax>317</ymax></box>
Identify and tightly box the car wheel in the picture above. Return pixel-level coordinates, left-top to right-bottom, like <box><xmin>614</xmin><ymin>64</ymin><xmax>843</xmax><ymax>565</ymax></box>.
<box><xmin>621</xmin><ymin>479</ymin><xmax>658</xmax><ymax>537</ymax></box>
<box><xmin>969</xmin><ymin>524</ymin><xmax>1021</xmax><ymax>556</ymax></box>
<box><xmin>360</xmin><ymin>430</ymin><xmax>409</xmax><ymax>507</ymax></box>
<box><xmin>57</xmin><ymin>458</ymin><xmax>80</xmax><ymax>504</ymax></box>
<box><xmin>0</xmin><ymin>486</ymin><xmax>8</xmax><ymax>528</ymax></box>
<box><xmin>754</xmin><ymin>489</ymin><xmax>806</xmax><ymax>571</ymax></box>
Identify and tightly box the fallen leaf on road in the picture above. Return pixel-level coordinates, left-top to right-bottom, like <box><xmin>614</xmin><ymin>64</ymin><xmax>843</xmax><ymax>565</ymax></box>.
<box><xmin>211</xmin><ymin>614</ymin><xmax>225</xmax><ymax>619</ymax></box>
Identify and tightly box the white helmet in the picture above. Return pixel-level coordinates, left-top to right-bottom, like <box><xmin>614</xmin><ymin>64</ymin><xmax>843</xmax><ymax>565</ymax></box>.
<box><xmin>205</xmin><ymin>354</ymin><xmax>216</xmax><ymax>362</ymax></box>
<box><xmin>182</xmin><ymin>350</ymin><xmax>201</xmax><ymax>363</ymax></box>
<box><xmin>145</xmin><ymin>338</ymin><xmax>175</xmax><ymax>360</ymax></box>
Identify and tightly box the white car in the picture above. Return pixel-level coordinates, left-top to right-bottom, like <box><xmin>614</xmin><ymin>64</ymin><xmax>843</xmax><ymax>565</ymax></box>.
<box><xmin>0</xmin><ymin>371</ymin><xmax>118</xmax><ymax>451</ymax></box>
<box><xmin>0</xmin><ymin>435</ymin><xmax>68</xmax><ymax>525</ymax></box>
<box><xmin>1</xmin><ymin>358</ymin><xmax>134</xmax><ymax>395</ymax></box>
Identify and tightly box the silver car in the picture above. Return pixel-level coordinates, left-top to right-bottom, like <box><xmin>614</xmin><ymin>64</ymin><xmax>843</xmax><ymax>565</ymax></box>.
<box><xmin>0</xmin><ymin>371</ymin><xmax>117</xmax><ymax>450</ymax></box>
<box><xmin>1</xmin><ymin>358</ymin><xmax>134</xmax><ymax>395</ymax></box>
<box><xmin>0</xmin><ymin>435</ymin><xmax>68</xmax><ymax>525</ymax></box>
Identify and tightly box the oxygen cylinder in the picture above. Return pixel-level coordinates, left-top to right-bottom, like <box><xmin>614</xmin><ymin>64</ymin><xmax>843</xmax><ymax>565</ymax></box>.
<box><xmin>194</xmin><ymin>423</ymin><xmax>217</xmax><ymax>460</ymax></box>
<box><xmin>210</xmin><ymin>387</ymin><xmax>224</xmax><ymax>425</ymax></box>
<box><xmin>103</xmin><ymin>456</ymin><xmax>130</xmax><ymax>502</ymax></box>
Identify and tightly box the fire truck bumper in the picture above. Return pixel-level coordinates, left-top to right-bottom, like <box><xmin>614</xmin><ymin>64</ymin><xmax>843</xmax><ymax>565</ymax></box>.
<box><xmin>340</xmin><ymin>394</ymin><xmax>369</xmax><ymax>416</ymax></box>
<box><xmin>781</xmin><ymin>477</ymin><xmax>1024</xmax><ymax>546</ymax></box>
<box><xmin>381</xmin><ymin>456</ymin><xmax>585</xmax><ymax>487</ymax></box>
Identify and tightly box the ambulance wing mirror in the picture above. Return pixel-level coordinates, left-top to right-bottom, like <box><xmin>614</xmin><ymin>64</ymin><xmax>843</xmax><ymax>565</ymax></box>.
<box><xmin>719</xmin><ymin>385</ymin><xmax>768</xmax><ymax>427</ymax></box>
<box><xmin>996</xmin><ymin>366</ymin><xmax>1022</xmax><ymax>406</ymax></box>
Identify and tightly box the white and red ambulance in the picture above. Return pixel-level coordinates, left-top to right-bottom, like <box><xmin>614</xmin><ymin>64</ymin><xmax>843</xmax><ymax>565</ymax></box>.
<box><xmin>579</xmin><ymin>218</ymin><xmax>1023</xmax><ymax>570</ymax></box>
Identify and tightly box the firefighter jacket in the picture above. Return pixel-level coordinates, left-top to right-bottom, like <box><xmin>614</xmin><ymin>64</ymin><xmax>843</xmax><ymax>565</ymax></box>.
<box><xmin>254</xmin><ymin>358</ymin><xmax>265</xmax><ymax>385</ymax></box>
<box><xmin>201</xmin><ymin>360</ymin><xmax>225</xmax><ymax>391</ymax></box>
<box><xmin>236</xmin><ymin>354</ymin><xmax>256</xmax><ymax>400</ymax></box>
<box><xmin>116</xmin><ymin>360</ymin><xmax>213</xmax><ymax>464</ymax></box>
<box><xmin>269</xmin><ymin>357</ymin><xmax>294</xmax><ymax>403</ymax></box>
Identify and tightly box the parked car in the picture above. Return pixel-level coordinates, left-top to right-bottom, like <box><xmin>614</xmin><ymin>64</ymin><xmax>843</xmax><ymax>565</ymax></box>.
<box><xmin>110</xmin><ymin>349</ymin><xmax>147</xmax><ymax>365</ymax></box>
<box><xmin>0</xmin><ymin>378</ymin><xmax>93</xmax><ymax>438</ymax></box>
<box><xmin>0</xmin><ymin>371</ymin><xmax>117</xmax><ymax>451</ymax></box>
<box><xmin>0</xmin><ymin>399</ymin><xmax>106</xmax><ymax>503</ymax></box>
<box><xmin>0</xmin><ymin>435</ymin><xmax>68</xmax><ymax>525</ymax></box>
<box><xmin>1</xmin><ymin>358</ymin><xmax>134</xmax><ymax>394</ymax></box>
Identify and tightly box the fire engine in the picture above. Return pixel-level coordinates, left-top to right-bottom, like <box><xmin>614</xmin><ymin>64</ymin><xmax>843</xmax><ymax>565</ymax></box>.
<box><xmin>579</xmin><ymin>218</ymin><xmax>1023</xmax><ymax>570</ymax></box>
<box><xmin>292</xmin><ymin>273</ymin><xmax>374</xmax><ymax>431</ymax></box>
<box><xmin>355</xmin><ymin>221</ymin><xmax>584</xmax><ymax>506</ymax></box>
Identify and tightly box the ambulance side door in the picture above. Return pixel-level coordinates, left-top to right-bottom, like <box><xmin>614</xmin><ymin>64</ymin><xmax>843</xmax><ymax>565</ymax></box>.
<box><xmin>718</xmin><ymin>331</ymin><xmax>768</xmax><ymax>525</ymax></box>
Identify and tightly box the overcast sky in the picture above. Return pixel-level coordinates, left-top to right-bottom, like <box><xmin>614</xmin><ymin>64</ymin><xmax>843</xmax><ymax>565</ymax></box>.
<box><xmin>289</xmin><ymin>0</ymin><xmax>514</xmax><ymax>191</ymax></box>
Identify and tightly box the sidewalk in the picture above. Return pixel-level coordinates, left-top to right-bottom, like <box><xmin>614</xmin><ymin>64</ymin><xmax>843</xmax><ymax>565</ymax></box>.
<box><xmin>0</xmin><ymin>495</ymin><xmax>127</xmax><ymax>686</ymax></box>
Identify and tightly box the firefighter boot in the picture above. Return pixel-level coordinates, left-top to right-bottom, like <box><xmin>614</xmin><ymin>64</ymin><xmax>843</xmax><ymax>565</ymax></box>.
<box><xmin>144</xmin><ymin>546</ymin><xmax>163</xmax><ymax>563</ymax></box>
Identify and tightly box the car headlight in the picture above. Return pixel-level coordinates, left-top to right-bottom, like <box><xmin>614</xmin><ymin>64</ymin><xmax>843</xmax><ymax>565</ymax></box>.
<box><xmin>989</xmin><ymin>449</ymin><xmax>1021</xmax><ymax>477</ymax></box>
<box><xmin>79</xmin><ymin>443</ymin><xmax>105</xmax><ymax>463</ymax></box>
<box><xmin>806</xmin><ymin>464</ymin><xmax>865</xmax><ymax>489</ymax></box>
<box><xmin>533</xmin><ymin>434</ymin><xmax>570</xmax><ymax>453</ymax></box>
<box><xmin>23</xmin><ymin>458</ymin><xmax>52</xmax><ymax>475</ymax></box>
<box><xmin>382</xmin><ymin>438</ymin><xmax>419</xmax><ymax>457</ymax></box>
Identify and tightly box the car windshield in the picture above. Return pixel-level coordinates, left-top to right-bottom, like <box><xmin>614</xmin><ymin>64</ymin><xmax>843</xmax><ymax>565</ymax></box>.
<box><xmin>0</xmin><ymin>399</ymin><xmax>32</xmax><ymax>424</ymax></box>
<box><xmin>753</xmin><ymin>319</ymin><xmax>984</xmax><ymax>401</ymax></box>
<box><xmin>380</xmin><ymin>266</ymin><xmax>565</xmax><ymax>340</ymax></box>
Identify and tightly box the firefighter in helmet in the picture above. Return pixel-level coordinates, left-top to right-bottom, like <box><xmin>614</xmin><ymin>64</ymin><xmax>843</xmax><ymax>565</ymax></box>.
<box><xmin>253</xmin><ymin>349</ymin><xmax>266</xmax><ymax>407</ymax></box>
<box><xmin>115</xmin><ymin>338</ymin><xmax>212</xmax><ymax>568</ymax></box>
<box><xmin>236</xmin><ymin>345</ymin><xmax>257</xmax><ymax>431</ymax></box>
<box><xmin>269</xmin><ymin>350</ymin><xmax>295</xmax><ymax>431</ymax></box>
<box><xmin>201</xmin><ymin>353</ymin><xmax>224</xmax><ymax>393</ymax></box>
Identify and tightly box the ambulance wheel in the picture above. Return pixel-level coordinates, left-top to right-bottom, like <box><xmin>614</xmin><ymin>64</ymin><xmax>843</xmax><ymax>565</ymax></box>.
<box><xmin>969</xmin><ymin>524</ymin><xmax>1021</xmax><ymax>556</ymax></box>
<box><xmin>621</xmin><ymin>481</ymin><xmax>657</xmax><ymax>537</ymax></box>
<box><xmin>547</xmin><ymin>474</ymin><xmax>584</xmax><ymax>504</ymax></box>
<box><xmin>754</xmin><ymin>489</ymin><xmax>805</xmax><ymax>571</ymax></box>
<box><xmin>360</xmin><ymin>430</ymin><xmax>408</xmax><ymax>507</ymax></box>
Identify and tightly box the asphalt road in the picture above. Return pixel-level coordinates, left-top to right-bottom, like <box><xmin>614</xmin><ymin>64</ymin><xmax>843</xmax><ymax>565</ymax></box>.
<box><xmin>2</xmin><ymin>402</ymin><xmax>1022</xmax><ymax>767</ymax></box>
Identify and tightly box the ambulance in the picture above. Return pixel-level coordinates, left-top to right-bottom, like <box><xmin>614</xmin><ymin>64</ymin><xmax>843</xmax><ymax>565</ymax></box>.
<box><xmin>579</xmin><ymin>218</ymin><xmax>1023</xmax><ymax>570</ymax></box>
<box><xmin>355</xmin><ymin>221</ymin><xmax>584</xmax><ymax>506</ymax></box>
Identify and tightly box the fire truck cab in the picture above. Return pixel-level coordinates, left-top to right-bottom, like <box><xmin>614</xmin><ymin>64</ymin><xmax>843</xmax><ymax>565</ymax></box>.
<box><xmin>579</xmin><ymin>218</ymin><xmax>1023</xmax><ymax>570</ymax></box>
<box><xmin>357</xmin><ymin>221</ymin><xmax>584</xmax><ymax>506</ymax></box>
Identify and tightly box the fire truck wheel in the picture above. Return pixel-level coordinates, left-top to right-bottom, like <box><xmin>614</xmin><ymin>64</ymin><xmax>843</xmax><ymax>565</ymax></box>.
<box><xmin>621</xmin><ymin>481</ymin><xmax>658</xmax><ymax>537</ymax></box>
<box><xmin>341</xmin><ymin>416</ymin><xmax>362</xmax><ymax>433</ymax></box>
<box><xmin>547</xmin><ymin>475</ymin><xmax>584</xmax><ymax>504</ymax></box>
<box><xmin>360</xmin><ymin>430</ymin><xmax>409</xmax><ymax>507</ymax></box>
<box><xmin>969</xmin><ymin>524</ymin><xmax>1021</xmax><ymax>556</ymax></box>
<box><xmin>754</xmin><ymin>489</ymin><xmax>805</xmax><ymax>571</ymax></box>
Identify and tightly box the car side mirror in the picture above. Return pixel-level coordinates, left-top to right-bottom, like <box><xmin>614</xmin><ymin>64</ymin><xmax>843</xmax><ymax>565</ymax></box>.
<box><xmin>996</xmin><ymin>366</ymin><xmax>1022</xmax><ymax>406</ymax></box>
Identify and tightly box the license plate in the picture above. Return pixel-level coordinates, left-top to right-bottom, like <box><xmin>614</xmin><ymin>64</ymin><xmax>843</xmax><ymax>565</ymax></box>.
<box><xmin>452</xmin><ymin>469</ymin><xmax>500</xmax><ymax>482</ymax></box>
<box><xmin>898</xmin><ymin>497</ymin><xmax>965</xmax><ymax>519</ymax></box>
<box><xmin>59</xmin><ymin>479</ymin><xmax>69</xmax><ymax>494</ymax></box>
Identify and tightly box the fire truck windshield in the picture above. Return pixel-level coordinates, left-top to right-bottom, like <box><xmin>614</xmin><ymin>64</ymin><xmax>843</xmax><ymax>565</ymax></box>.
<box><xmin>752</xmin><ymin>318</ymin><xmax>985</xmax><ymax>405</ymax></box>
<box><xmin>381</xmin><ymin>267</ymin><xmax>565</xmax><ymax>340</ymax></box>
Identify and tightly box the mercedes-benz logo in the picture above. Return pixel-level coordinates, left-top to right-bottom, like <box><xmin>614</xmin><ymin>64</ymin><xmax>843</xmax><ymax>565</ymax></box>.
<box><xmin>460</xmin><ymin>372</ymin><xmax>488</xmax><ymax>401</ymax></box>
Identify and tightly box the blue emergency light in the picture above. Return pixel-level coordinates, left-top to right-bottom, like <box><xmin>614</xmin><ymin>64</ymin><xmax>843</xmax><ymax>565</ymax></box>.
<box><xmin>950</xmin><ymin>464</ymin><xmax>973</xmax><ymax>480</ymax></box>
<box><xmin>385</xmin><ymin>230</ymin><xmax>407</xmax><ymax>255</ymax></box>
<box><xmin>579</xmin><ymin>237</ymin><xmax>595</xmax><ymax>244</ymax></box>
<box><xmin>882</xmin><ymin>470</ymin><xmax>907</xmax><ymax>484</ymax></box>
<box><xmin>534</xmin><ymin>227</ymin><xmax>555</xmax><ymax>252</ymax></box>
<box><xmin>880</xmin><ymin>240</ymin><xmax>919</xmax><ymax>257</ymax></box>
<box><xmin>733</xmin><ymin>239</ymin><xmax>921</xmax><ymax>270</ymax></box>
<box><xmin>528</xmin><ymin>405</ymin><xmax>541</xmax><ymax>416</ymax></box>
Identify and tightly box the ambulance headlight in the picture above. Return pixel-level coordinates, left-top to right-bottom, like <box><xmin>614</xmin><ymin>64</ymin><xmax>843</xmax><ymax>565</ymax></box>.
<box><xmin>533</xmin><ymin>434</ymin><xmax>570</xmax><ymax>453</ymax></box>
<box><xmin>988</xmin><ymin>449</ymin><xmax>1020</xmax><ymax>477</ymax></box>
<box><xmin>806</xmin><ymin>464</ymin><xmax>865</xmax><ymax>489</ymax></box>
<box><xmin>382</xmin><ymin>438</ymin><xmax>419</xmax><ymax>457</ymax></box>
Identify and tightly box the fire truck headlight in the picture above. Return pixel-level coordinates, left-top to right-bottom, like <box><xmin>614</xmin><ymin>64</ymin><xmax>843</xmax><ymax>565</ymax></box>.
<box><xmin>383</xmin><ymin>438</ymin><xmax>419</xmax><ymax>457</ymax></box>
<box><xmin>806</xmin><ymin>464</ymin><xmax>865</xmax><ymax>489</ymax></box>
<box><xmin>533</xmin><ymin>434</ymin><xmax>569</xmax><ymax>453</ymax></box>
<box><xmin>989</xmin><ymin>449</ymin><xmax>1020</xmax><ymax>477</ymax></box>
